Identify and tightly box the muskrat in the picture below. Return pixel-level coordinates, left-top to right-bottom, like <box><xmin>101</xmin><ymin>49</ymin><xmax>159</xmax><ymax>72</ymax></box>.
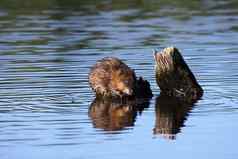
<box><xmin>89</xmin><ymin>57</ymin><xmax>136</xmax><ymax>98</ymax></box>
<box><xmin>89</xmin><ymin>57</ymin><xmax>153</xmax><ymax>98</ymax></box>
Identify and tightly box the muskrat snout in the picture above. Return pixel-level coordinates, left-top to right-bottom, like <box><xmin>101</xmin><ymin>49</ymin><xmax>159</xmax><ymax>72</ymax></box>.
<box><xmin>113</xmin><ymin>88</ymin><xmax>133</xmax><ymax>97</ymax></box>
<box><xmin>123</xmin><ymin>88</ymin><xmax>133</xmax><ymax>96</ymax></box>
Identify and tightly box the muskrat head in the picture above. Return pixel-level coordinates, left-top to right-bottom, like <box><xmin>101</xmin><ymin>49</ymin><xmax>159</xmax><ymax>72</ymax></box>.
<box><xmin>110</xmin><ymin>69</ymin><xmax>136</xmax><ymax>97</ymax></box>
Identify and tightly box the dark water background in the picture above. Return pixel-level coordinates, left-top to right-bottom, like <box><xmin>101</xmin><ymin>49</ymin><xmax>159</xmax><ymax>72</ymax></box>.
<box><xmin>0</xmin><ymin>0</ymin><xmax>238</xmax><ymax>158</ymax></box>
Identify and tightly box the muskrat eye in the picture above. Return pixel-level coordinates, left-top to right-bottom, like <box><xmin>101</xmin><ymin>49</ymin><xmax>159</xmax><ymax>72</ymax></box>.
<box><xmin>124</xmin><ymin>80</ymin><xmax>129</xmax><ymax>84</ymax></box>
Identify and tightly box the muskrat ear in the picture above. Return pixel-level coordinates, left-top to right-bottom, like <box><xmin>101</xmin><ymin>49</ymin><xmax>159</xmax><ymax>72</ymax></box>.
<box><xmin>119</xmin><ymin>69</ymin><xmax>124</xmax><ymax>75</ymax></box>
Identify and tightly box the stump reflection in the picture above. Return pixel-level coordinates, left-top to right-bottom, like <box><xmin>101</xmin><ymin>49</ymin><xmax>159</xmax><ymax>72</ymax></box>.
<box><xmin>89</xmin><ymin>98</ymin><xmax>150</xmax><ymax>132</ymax></box>
<box><xmin>154</xmin><ymin>94</ymin><xmax>197</xmax><ymax>140</ymax></box>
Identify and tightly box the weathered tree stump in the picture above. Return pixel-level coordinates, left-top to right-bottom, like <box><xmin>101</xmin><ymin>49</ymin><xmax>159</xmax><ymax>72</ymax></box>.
<box><xmin>154</xmin><ymin>47</ymin><xmax>203</xmax><ymax>101</ymax></box>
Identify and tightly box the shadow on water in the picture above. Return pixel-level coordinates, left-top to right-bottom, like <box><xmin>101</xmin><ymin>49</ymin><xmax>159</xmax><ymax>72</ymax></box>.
<box><xmin>89</xmin><ymin>98</ymin><xmax>150</xmax><ymax>132</ymax></box>
<box><xmin>154</xmin><ymin>94</ymin><xmax>198</xmax><ymax>140</ymax></box>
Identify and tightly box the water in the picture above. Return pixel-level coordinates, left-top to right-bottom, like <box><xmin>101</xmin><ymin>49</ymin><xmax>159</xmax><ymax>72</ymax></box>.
<box><xmin>0</xmin><ymin>0</ymin><xmax>238</xmax><ymax>158</ymax></box>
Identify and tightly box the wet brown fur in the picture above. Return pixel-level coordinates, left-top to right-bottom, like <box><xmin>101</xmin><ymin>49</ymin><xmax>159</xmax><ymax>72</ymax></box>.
<box><xmin>89</xmin><ymin>57</ymin><xmax>136</xmax><ymax>98</ymax></box>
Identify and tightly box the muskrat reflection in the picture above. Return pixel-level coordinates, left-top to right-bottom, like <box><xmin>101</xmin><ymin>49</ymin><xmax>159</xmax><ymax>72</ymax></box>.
<box><xmin>89</xmin><ymin>98</ymin><xmax>150</xmax><ymax>131</ymax></box>
<box><xmin>154</xmin><ymin>94</ymin><xmax>197</xmax><ymax>140</ymax></box>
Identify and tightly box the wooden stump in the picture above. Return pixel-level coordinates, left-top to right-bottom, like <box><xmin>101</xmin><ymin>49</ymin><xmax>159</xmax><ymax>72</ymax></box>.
<box><xmin>154</xmin><ymin>47</ymin><xmax>203</xmax><ymax>101</ymax></box>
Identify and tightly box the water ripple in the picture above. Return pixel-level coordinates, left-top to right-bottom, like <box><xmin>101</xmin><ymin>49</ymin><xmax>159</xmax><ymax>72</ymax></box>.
<box><xmin>0</xmin><ymin>1</ymin><xmax>238</xmax><ymax>158</ymax></box>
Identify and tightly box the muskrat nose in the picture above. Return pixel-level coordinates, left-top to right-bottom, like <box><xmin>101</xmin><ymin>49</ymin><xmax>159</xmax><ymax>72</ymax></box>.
<box><xmin>124</xmin><ymin>88</ymin><xmax>133</xmax><ymax>95</ymax></box>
